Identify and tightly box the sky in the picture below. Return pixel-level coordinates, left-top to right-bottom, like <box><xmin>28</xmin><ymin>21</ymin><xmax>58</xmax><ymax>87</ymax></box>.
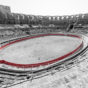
<box><xmin>0</xmin><ymin>0</ymin><xmax>88</xmax><ymax>16</ymax></box>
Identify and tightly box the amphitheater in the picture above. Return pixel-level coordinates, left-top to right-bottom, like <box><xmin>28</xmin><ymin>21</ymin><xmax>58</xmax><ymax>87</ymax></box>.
<box><xmin>1</xmin><ymin>5</ymin><xmax>88</xmax><ymax>88</ymax></box>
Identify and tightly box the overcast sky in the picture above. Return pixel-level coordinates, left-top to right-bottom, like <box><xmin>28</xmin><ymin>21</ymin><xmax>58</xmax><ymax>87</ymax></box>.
<box><xmin>0</xmin><ymin>0</ymin><xmax>88</xmax><ymax>16</ymax></box>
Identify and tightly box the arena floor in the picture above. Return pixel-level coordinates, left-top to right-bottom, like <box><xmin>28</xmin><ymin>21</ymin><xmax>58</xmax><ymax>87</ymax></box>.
<box><xmin>0</xmin><ymin>34</ymin><xmax>83</xmax><ymax>68</ymax></box>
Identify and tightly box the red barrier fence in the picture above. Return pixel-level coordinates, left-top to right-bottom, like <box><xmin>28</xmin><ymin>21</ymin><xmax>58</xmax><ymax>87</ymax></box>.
<box><xmin>0</xmin><ymin>33</ymin><xmax>83</xmax><ymax>68</ymax></box>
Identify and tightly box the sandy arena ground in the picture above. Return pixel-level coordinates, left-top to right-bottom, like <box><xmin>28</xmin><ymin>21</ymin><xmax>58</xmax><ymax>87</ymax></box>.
<box><xmin>0</xmin><ymin>35</ymin><xmax>82</xmax><ymax>64</ymax></box>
